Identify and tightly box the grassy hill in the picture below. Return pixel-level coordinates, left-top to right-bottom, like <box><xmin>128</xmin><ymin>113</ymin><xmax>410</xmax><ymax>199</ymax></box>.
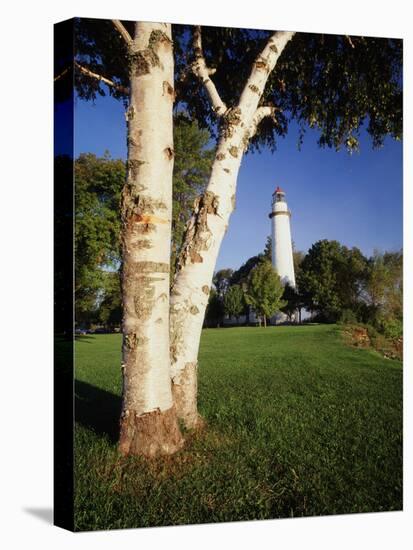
<box><xmin>74</xmin><ymin>324</ymin><xmax>402</xmax><ymax>531</ymax></box>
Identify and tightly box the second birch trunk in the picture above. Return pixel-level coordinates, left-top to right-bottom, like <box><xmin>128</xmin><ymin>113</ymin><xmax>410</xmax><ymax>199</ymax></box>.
<box><xmin>170</xmin><ymin>30</ymin><xmax>295</xmax><ymax>428</ymax></box>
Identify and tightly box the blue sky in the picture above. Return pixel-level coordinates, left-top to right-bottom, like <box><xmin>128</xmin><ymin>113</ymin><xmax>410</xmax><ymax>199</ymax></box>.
<box><xmin>74</xmin><ymin>93</ymin><xmax>403</xmax><ymax>271</ymax></box>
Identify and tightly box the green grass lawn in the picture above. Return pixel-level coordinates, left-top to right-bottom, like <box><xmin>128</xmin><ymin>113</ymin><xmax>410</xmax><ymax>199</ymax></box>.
<box><xmin>74</xmin><ymin>324</ymin><xmax>402</xmax><ymax>531</ymax></box>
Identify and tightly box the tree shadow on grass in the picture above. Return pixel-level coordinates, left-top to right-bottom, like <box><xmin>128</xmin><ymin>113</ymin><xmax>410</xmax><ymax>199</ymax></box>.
<box><xmin>75</xmin><ymin>380</ymin><xmax>121</xmax><ymax>443</ymax></box>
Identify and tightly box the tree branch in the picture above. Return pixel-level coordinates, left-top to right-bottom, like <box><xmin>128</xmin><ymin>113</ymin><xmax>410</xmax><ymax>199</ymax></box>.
<box><xmin>239</xmin><ymin>31</ymin><xmax>295</xmax><ymax>110</ymax></box>
<box><xmin>74</xmin><ymin>61</ymin><xmax>129</xmax><ymax>95</ymax></box>
<box><xmin>261</xmin><ymin>30</ymin><xmax>296</xmax><ymax>72</ymax></box>
<box><xmin>345</xmin><ymin>35</ymin><xmax>355</xmax><ymax>48</ymax></box>
<box><xmin>249</xmin><ymin>105</ymin><xmax>278</xmax><ymax>137</ymax></box>
<box><xmin>112</xmin><ymin>19</ymin><xmax>133</xmax><ymax>46</ymax></box>
<box><xmin>54</xmin><ymin>65</ymin><xmax>71</xmax><ymax>82</ymax></box>
<box><xmin>192</xmin><ymin>26</ymin><xmax>227</xmax><ymax>117</ymax></box>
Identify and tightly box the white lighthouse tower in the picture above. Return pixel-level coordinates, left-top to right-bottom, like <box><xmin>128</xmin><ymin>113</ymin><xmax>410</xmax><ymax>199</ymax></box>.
<box><xmin>269</xmin><ymin>186</ymin><xmax>296</xmax><ymax>287</ymax></box>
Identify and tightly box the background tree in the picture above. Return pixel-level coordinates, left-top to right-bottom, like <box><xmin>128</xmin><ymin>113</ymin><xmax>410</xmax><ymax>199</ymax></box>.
<box><xmin>245</xmin><ymin>261</ymin><xmax>286</xmax><ymax>327</ymax></box>
<box><xmin>290</xmin><ymin>248</ymin><xmax>306</xmax><ymax>322</ymax></box>
<box><xmin>224</xmin><ymin>240</ymin><xmax>305</xmax><ymax>324</ymax></box>
<box><xmin>263</xmin><ymin>235</ymin><xmax>272</xmax><ymax>261</ymax></box>
<box><xmin>338</xmin><ymin>245</ymin><xmax>369</xmax><ymax>314</ymax></box>
<box><xmin>204</xmin><ymin>288</ymin><xmax>225</xmax><ymax>328</ymax></box>
<box><xmin>297</xmin><ymin>240</ymin><xmax>368</xmax><ymax>322</ymax></box>
<box><xmin>213</xmin><ymin>268</ymin><xmax>234</xmax><ymax>298</ymax></box>
<box><xmin>281</xmin><ymin>283</ymin><xmax>302</xmax><ymax>322</ymax></box>
<box><xmin>293</xmin><ymin>248</ymin><xmax>305</xmax><ymax>278</ymax></box>
<box><xmin>230</xmin><ymin>256</ymin><xmax>262</xmax><ymax>287</ymax></box>
<box><xmin>223</xmin><ymin>284</ymin><xmax>245</xmax><ymax>322</ymax></box>
<box><xmin>96</xmin><ymin>271</ymin><xmax>122</xmax><ymax>330</ymax></box>
<box><xmin>362</xmin><ymin>250</ymin><xmax>403</xmax><ymax>337</ymax></box>
<box><xmin>172</xmin><ymin>115</ymin><xmax>215</xmax><ymax>271</ymax></box>
<box><xmin>230</xmin><ymin>236</ymin><xmax>275</xmax><ymax>286</ymax></box>
<box><xmin>75</xmin><ymin>153</ymin><xmax>124</xmax><ymax>326</ymax></box>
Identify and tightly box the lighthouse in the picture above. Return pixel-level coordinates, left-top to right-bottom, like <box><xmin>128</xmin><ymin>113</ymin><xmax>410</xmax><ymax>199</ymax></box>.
<box><xmin>269</xmin><ymin>186</ymin><xmax>296</xmax><ymax>287</ymax></box>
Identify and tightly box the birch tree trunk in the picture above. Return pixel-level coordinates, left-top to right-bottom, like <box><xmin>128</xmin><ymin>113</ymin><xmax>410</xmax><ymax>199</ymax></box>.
<box><xmin>119</xmin><ymin>22</ymin><xmax>183</xmax><ymax>456</ymax></box>
<box><xmin>170</xmin><ymin>29</ymin><xmax>295</xmax><ymax>428</ymax></box>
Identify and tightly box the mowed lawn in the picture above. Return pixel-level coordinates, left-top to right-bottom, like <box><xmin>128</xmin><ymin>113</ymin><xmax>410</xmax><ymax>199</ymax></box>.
<box><xmin>74</xmin><ymin>324</ymin><xmax>402</xmax><ymax>531</ymax></box>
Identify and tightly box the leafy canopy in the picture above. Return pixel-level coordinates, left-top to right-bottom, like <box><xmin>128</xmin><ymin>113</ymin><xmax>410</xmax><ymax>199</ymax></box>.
<box><xmin>245</xmin><ymin>261</ymin><xmax>286</xmax><ymax>322</ymax></box>
<box><xmin>363</xmin><ymin>250</ymin><xmax>402</xmax><ymax>336</ymax></box>
<box><xmin>204</xmin><ymin>288</ymin><xmax>225</xmax><ymax>328</ymax></box>
<box><xmin>172</xmin><ymin>115</ymin><xmax>214</xmax><ymax>269</ymax></box>
<box><xmin>75</xmin><ymin>152</ymin><xmax>124</xmax><ymax>322</ymax></box>
<box><xmin>70</xmin><ymin>20</ymin><xmax>402</xmax><ymax>153</ymax></box>
<box><xmin>297</xmin><ymin>239</ymin><xmax>368</xmax><ymax>322</ymax></box>
<box><xmin>223</xmin><ymin>285</ymin><xmax>245</xmax><ymax>319</ymax></box>
<box><xmin>177</xmin><ymin>28</ymin><xmax>402</xmax><ymax>151</ymax></box>
<box><xmin>281</xmin><ymin>283</ymin><xmax>302</xmax><ymax>321</ymax></box>
<box><xmin>213</xmin><ymin>268</ymin><xmax>234</xmax><ymax>297</ymax></box>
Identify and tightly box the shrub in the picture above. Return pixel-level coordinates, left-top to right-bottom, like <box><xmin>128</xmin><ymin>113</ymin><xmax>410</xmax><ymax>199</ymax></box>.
<box><xmin>376</xmin><ymin>317</ymin><xmax>403</xmax><ymax>339</ymax></box>
<box><xmin>338</xmin><ymin>309</ymin><xmax>358</xmax><ymax>325</ymax></box>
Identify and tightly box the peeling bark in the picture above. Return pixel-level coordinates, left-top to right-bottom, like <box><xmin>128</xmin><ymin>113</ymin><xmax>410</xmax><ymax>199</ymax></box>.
<box><xmin>119</xmin><ymin>21</ymin><xmax>183</xmax><ymax>456</ymax></box>
<box><xmin>171</xmin><ymin>362</ymin><xmax>204</xmax><ymax>430</ymax></box>
<box><xmin>174</xmin><ymin>191</ymin><xmax>220</xmax><ymax>275</ymax></box>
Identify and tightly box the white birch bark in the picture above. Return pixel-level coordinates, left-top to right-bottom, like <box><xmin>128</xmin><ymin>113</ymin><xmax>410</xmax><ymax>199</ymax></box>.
<box><xmin>170</xmin><ymin>29</ymin><xmax>295</xmax><ymax>428</ymax></box>
<box><xmin>119</xmin><ymin>21</ymin><xmax>183</xmax><ymax>456</ymax></box>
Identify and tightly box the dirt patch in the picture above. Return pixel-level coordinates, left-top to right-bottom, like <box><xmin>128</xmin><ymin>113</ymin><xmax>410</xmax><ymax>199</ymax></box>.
<box><xmin>342</xmin><ymin>326</ymin><xmax>370</xmax><ymax>348</ymax></box>
<box><xmin>342</xmin><ymin>324</ymin><xmax>403</xmax><ymax>361</ymax></box>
